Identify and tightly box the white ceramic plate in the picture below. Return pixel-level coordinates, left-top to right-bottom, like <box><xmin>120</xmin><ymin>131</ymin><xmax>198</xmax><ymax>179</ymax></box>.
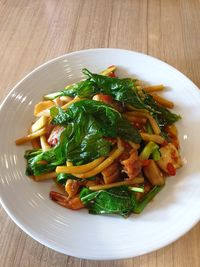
<box><xmin>0</xmin><ymin>49</ymin><xmax>200</xmax><ymax>260</ymax></box>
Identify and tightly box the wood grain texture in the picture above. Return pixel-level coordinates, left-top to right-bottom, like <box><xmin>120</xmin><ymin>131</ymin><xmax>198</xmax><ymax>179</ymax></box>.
<box><xmin>0</xmin><ymin>0</ymin><xmax>200</xmax><ymax>266</ymax></box>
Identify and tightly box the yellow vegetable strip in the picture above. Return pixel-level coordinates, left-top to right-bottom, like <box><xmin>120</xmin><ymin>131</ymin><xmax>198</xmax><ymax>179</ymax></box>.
<box><xmin>89</xmin><ymin>177</ymin><xmax>144</xmax><ymax>191</ymax></box>
<box><xmin>37</xmin><ymin>109</ymin><xmax>51</xmax><ymax>117</ymax></box>
<box><xmin>128</xmin><ymin>141</ymin><xmax>140</xmax><ymax>150</ymax></box>
<box><xmin>61</xmin><ymin>97</ymin><xmax>82</xmax><ymax>110</ymax></box>
<box><xmin>60</xmin><ymin>96</ymin><xmax>73</xmax><ymax>102</ymax></box>
<box><xmin>146</xmin><ymin>113</ymin><xmax>161</xmax><ymax>134</ymax></box>
<box><xmin>143</xmin><ymin>84</ymin><xmax>164</xmax><ymax>92</ymax></box>
<box><xmin>40</xmin><ymin>135</ymin><xmax>50</xmax><ymax>151</ymax></box>
<box><xmin>53</xmin><ymin>66</ymin><xmax>116</xmax><ymax>103</ymax></box>
<box><xmin>34</xmin><ymin>171</ymin><xmax>57</xmax><ymax>181</ymax></box>
<box><xmin>57</xmin><ymin>157</ymin><xmax>105</xmax><ymax>174</ymax></box>
<box><xmin>140</xmin><ymin>133</ymin><xmax>164</xmax><ymax>144</ymax></box>
<box><xmin>15</xmin><ymin>127</ymin><xmax>48</xmax><ymax>145</ymax></box>
<box><xmin>116</xmin><ymin>137</ymin><xmax>124</xmax><ymax>149</ymax></box>
<box><xmin>53</xmin><ymin>97</ymin><xmax>64</xmax><ymax>106</ymax></box>
<box><xmin>66</xmin><ymin>161</ymin><xmax>73</xmax><ymax>166</ymax></box>
<box><xmin>31</xmin><ymin>116</ymin><xmax>48</xmax><ymax>133</ymax></box>
<box><xmin>149</xmin><ymin>93</ymin><xmax>174</xmax><ymax>109</ymax></box>
<box><xmin>61</xmin><ymin>146</ymin><xmax>124</xmax><ymax>179</ymax></box>
<box><xmin>166</xmin><ymin>124</ymin><xmax>177</xmax><ymax>137</ymax></box>
<box><xmin>124</xmin><ymin>114</ymin><xmax>147</xmax><ymax>124</ymax></box>
<box><xmin>100</xmin><ymin>65</ymin><xmax>116</xmax><ymax>76</ymax></box>
<box><xmin>124</xmin><ymin>111</ymin><xmax>160</xmax><ymax>134</ymax></box>
<box><xmin>34</xmin><ymin>100</ymin><xmax>55</xmax><ymax>117</ymax></box>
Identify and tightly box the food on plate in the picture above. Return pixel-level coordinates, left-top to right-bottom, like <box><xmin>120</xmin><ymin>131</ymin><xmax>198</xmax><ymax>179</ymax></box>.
<box><xmin>15</xmin><ymin>65</ymin><xmax>182</xmax><ymax>217</ymax></box>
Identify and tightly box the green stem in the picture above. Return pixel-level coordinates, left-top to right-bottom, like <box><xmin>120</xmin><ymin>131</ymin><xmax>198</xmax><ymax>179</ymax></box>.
<box><xmin>133</xmin><ymin>185</ymin><xmax>164</xmax><ymax>214</ymax></box>
<box><xmin>140</xmin><ymin>141</ymin><xmax>159</xmax><ymax>160</ymax></box>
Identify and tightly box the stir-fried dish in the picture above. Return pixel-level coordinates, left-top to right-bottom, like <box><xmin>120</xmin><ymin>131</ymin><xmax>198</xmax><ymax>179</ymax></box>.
<box><xmin>15</xmin><ymin>66</ymin><xmax>182</xmax><ymax>217</ymax></box>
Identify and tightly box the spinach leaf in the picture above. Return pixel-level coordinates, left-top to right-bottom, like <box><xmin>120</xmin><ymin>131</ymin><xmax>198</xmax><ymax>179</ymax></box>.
<box><xmin>57</xmin><ymin>173</ymin><xmax>69</xmax><ymax>185</ymax></box>
<box><xmin>51</xmin><ymin>99</ymin><xmax>141</xmax><ymax>143</ymax></box>
<box><xmin>50</xmin><ymin>106</ymin><xmax>70</xmax><ymax>125</ymax></box>
<box><xmin>25</xmin><ymin>110</ymin><xmax>111</xmax><ymax>176</ymax></box>
<box><xmin>82</xmin><ymin>69</ymin><xmax>181</xmax><ymax>128</ymax></box>
<box><xmin>143</xmin><ymin>94</ymin><xmax>181</xmax><ymax>128</ymax></box>
<box><xmin>80</xmin><ymin>186</ymin><xmax>137</xmax><ymax>217</ymax></box>
<box><xmin>24</xmin><ymin>128</ymin><xmax>68</xmax><ymax>176</ymax></box>
<box><xmin>44</xmin><ymin>80</ymin><xmax>98</xmax><ymax>100</ymax></box>
<box><xmin>46</xmin><ymin>68</ymin><xmax>181</xmax><ymax>129</ymax></box>
<box><xmin>63</xmin><ymin>111</ymin><xmax>111</xmax><ymax>163</ymax></box>
<box><xmin>82</xmin><ymin>68</ymin><xmax>146</xmax><ymax>109</ymax></box>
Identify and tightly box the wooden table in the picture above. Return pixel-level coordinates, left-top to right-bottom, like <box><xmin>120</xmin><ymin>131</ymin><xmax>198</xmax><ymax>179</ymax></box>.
<box><xmin>0</xmin><ymin>0</ymin><xmax>200</xmax><ymax>266</ymax></box>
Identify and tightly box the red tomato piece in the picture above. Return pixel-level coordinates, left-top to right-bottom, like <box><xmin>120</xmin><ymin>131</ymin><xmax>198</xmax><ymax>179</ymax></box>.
<box><xmin>100</xmin><ymin>94</ymin><xmax>113</xmax><ymax>102</ymax></box>
<box><xmin>108</xmin><ymin>72</ymin><xmax>116</xmax><ymax>78</ymax></box>
<box><xmin>167</xmin><ymin>163</ymin><xmax>176</xmax><ymax>176</ymax></box>
<box><xmin>93</xmin><ymin>94</ymin><xmax>113</xmax><ymax>104</ymax></box>
<box><xmin>48</xmin><ymin>126</ymin><xmax>64</xmax><ymax>147</ymax></box>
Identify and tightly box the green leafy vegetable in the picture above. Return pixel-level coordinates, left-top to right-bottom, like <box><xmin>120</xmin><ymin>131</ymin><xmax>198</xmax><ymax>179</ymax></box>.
<box><xmin>80</xmin><ymin>186</ymin><xmax>137</xmax><ymax>217</ymax></box>
<box><xmin>24</xmin><ymin>129</ymin><xmax>68</xmax><ymax>176</ymax></box>
<box><xmin>44</xmin><ymin>80</ymin><xmax>98</xmax><ymax>100</ymax></box>
<box><xmin>24</xmin><ymin>113</ymin><xmax>111</xmax><ymax>175</ymax></box>
<box><xmin>83</xmin><ymin>68</ymin><xmax>181</xmax><ymax>128</ymax></box>
<box><xmin>50</xmin><ymin>106</ymin><xmax>70</xmax><ymax>126</ymax></box>
<box><xmin>62</xmin><ymin>111</ymin><xmax>111</xmax><ymax>164</ymax></box>
<box><xmin>45</xmin><ymin>68</ymin><xmax>181</xmax><ymax>129</ymax></box>
<box><xmin>23</xmin><ymin>67</ymin><xmax>179</xmax><ymax>217</ymax></box>
<box><xmin>51</xmin><ymin>99</ymin><xmax>141</xmax><ymax>143</ymax></box>
<box><xmin>82</xmin><ymin>68</ymin><xmax>147</xmax><ymax>109</ymax></box>
<box><xmin>143</xmin><ymin>94</ymin><xmax>181</xmax><ymax>128</ymax></box>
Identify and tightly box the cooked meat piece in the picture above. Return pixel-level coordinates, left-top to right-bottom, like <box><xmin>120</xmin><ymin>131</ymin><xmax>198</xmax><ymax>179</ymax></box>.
<box><xmin>157</xmin><ymin>143</ymin><xmax>182</xmax><ymax>175</ymax></box>
<box><xmin>143</xmin><ymin>160</ymin><xmax>165</xmax><ymax>185</ymax></box>
<box><xmin>65</xmin><ymin>179</ymin><xmax>80</xmax><ymax>199</ymax></box>
<box><xmin>47</xmin><ymin>125</ymin><xmax>64</xmax><ymax>146</ymax></box>
<box><xmin>121</xmin><ymin>149</ymin><xmax>142</xmax><ymax>179</ymax></box>
<box><xmin>101</xmin><ymin>161</ymin><xmax>120</xmax><ymax>184</ymax></box>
